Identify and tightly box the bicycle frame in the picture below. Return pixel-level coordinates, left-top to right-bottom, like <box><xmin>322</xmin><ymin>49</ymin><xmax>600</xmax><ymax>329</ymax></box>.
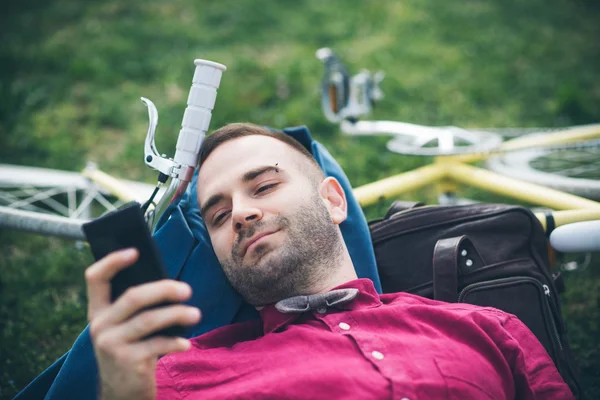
<box><xmin>317</xmin><ymin>48</ymin><xmax>600</xmax><ymax>232</ymax></box>
<box><xmin>352</xmin><ymin>124</ymin><xmax>600</xmax><ymax>231</ymax></box>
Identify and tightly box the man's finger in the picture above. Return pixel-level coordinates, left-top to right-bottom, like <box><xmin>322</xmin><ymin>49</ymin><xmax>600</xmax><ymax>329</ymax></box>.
<box><xmin>129</xmin><ymin>336</ymin><xmax>192</xmax><ymax>361</ymax></box>
<box><xmin>85</xmin><ymin>248</ymin><xmax>139</xmax><ymax>319</ymax></box>
<box><xmin>125</xmin><ymin>305</ymin><xmax>200</xmax><ymax>342</ymax></box>
<box><xmin>113</xmin><ymin>304</ymin><xmax>201</xmax><ymax>343</ymax></box>
<box><xmin>94</xmin><ymin>280</ymin><xmax>193</xmax><ymax>328</ymax></box>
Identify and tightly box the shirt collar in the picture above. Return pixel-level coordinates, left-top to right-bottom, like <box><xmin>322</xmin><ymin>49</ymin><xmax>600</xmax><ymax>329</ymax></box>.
<box><xmin>260</xmin><ymin>278</ymin><xmax>382</xmax><ymax>334</ymax></box>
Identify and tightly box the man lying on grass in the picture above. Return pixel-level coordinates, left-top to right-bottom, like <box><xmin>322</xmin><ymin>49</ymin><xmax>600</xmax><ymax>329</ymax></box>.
<box><xmin>85</xmin><ymin>123</ymin><xmax>573</xmax><ymax>399</ymax></box>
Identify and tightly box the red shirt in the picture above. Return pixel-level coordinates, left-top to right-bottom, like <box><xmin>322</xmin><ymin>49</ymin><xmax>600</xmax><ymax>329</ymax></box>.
<box><xmin>156</xmin><ymin>279</ymin><xmax>573</xmax><ymax>399</ymax></box>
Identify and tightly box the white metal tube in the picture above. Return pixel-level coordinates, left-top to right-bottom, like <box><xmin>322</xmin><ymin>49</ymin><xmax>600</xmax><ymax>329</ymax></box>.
<box><xmin>340</xmin><ymin>120</ymin><xmax>440</xmax><ymax>137</ymax></box>
<box><xmin>0</xmin><ymin>205</ymin><xmax>85</xmax><ymax>240</ymax></box>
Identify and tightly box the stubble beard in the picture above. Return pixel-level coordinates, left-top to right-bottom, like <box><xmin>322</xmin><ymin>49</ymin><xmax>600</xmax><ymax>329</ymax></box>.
<box><xmin>219</xmin><ymin>195</ymin><xmax>345</xmax><ymax>306</ymax></box>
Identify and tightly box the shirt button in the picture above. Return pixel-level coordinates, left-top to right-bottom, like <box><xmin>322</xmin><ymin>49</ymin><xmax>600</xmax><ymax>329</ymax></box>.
<box><xmin>339</xmin><ymin>322</ymin><xmax>350</xmax><ymax>330</ymax></box>
<box><xmin>401</xmin><ymin>398</ymin><xmax>410</xmax><ymax>400</ymax></box>
<box><xmin>316</xmin><ymin>308</ymin><xmax>327</xmax><ymax>314</ymax></box>
<box><xmin>371</xmin><ymin>351</ymin><xmax>384</xmax><ymax>360</ymax></box>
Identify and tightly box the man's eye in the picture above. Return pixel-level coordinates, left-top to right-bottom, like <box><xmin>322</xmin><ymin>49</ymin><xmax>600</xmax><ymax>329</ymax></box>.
<box><xmin>214</xmin><ymin>211</ymin><xmax>230</xmax><ymax>225</ymax></box>
<box><xmin>256</xmin><ymin>183</ymin><xmax>279</xmax><ymax>194</ymax></box>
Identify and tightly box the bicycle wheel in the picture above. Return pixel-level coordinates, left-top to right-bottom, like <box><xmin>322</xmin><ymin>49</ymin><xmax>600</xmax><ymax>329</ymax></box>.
<box><xmin>486</xmin><ymin>134</ymin><xmax>600</xmax><ymax>200</ymax></box>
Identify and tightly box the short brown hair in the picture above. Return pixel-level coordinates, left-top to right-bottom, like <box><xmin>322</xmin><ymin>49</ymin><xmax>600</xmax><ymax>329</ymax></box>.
<box><xmin>198</xmin><ymin>123</ymin><xmax>323</xmax><ymax>180</ymax></box>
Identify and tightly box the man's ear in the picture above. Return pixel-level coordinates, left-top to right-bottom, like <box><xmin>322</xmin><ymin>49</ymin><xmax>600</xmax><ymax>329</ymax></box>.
<box><xmin>318</xmin><ymin>177</ymin><xmax>347</xmax><ymax>225</ymax></box>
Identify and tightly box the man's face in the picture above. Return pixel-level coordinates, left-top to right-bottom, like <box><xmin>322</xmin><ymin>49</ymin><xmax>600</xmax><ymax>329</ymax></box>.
<box><xmin>197</xmin><ymin>135</ymin><xmax>345</xmax><ymax>306</ymax></box>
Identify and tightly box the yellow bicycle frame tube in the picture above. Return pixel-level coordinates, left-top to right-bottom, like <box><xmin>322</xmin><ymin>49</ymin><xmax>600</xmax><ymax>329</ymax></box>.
<box><xmin>352</xmin><ymin>124</ymin><xmax>600</xmax><ymax>231</ymax></box>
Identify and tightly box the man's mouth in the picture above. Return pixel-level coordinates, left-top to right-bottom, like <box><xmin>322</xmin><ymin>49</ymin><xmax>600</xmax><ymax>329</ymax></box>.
<box><xmin>241</xmin><ymin>230</ymin><xmax>279</xmax><ymax>257</ymax></box>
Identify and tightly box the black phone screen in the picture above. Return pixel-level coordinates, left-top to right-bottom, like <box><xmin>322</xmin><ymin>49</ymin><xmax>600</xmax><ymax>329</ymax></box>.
<box><xmin>82</xmin><ymin>201</ymin><xmax>186</xmax><ymax>337</ymax></box>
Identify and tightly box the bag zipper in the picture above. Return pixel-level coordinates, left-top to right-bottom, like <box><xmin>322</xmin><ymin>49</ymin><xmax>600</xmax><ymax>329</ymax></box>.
<box><xmin>458</xmin><ymin>277</ymin><xmax>563</xmax><ymax>352</ymax></box>
<box><xmin>542</xmin><ymin>284</ymin><xmax>563</xmax><ymax>351</ymax></box>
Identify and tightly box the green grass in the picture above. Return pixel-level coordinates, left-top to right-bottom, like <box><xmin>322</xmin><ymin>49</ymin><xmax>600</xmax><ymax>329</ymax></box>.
<box><xmin>1</xmin><ymin>0</ymin><xmax>600</xmax><ymax>398</ymax></box>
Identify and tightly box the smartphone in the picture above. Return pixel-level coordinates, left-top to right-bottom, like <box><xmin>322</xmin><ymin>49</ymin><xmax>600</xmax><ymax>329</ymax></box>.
<box><xmin>82</xmin><ymin>201</ymin><xmax>186</xmax><ymax>337</ymax></box>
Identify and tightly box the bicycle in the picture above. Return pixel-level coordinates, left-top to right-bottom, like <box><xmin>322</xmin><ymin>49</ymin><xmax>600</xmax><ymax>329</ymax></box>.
<box><xmin>315</xmin><ymin>48</ymin><xmax>600</xmax><ymax>254</ymax></box>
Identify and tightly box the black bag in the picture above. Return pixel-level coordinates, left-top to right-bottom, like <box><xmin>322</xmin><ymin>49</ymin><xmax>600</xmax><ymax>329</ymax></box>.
<box><xmin>370</xmin><ymin>202</ymin><xmax>583</xmax><ymax>398</ymax></box>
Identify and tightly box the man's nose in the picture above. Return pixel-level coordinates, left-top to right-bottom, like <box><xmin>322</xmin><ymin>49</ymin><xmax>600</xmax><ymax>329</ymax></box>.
<box><xmin>231</xmin><ymin>201</ymin><xmax>263</xmax><ymax>233</ymax></box>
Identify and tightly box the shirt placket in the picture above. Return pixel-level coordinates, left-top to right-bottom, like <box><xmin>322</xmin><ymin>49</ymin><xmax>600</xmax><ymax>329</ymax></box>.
<box><xmin>315</xmin><ymin>310</ymin><xmax>418</xmax><ymax>400</ymax></box>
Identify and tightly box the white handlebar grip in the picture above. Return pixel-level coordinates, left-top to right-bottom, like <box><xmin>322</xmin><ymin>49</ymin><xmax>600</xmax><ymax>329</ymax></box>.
<box><xmin>549</xmin><ymin>220</ymin><xmax>600</xmax><ymax>253</ymax></box>
<box><xmin>174</xmin><ymin>59</ymin><xmax>227</xmax><ymax>167</ymax></box>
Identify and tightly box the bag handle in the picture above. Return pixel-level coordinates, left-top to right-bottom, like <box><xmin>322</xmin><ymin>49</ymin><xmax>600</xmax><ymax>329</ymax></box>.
<box><xmin>384</xmin><ymin>200</ymin><xmax>424</xmax><ymax>220</ymax></box>
<box><xmin>432</xmin><ymin>235</ymin><xmax>485</xmax><ymax>303</ymax></box>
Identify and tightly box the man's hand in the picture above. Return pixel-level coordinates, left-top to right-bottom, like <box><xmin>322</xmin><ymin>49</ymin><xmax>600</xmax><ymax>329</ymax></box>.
<box><xmin>85</xmin><ymin>248</ymin><xmax>201</xmax><ymax>400</ymax></box>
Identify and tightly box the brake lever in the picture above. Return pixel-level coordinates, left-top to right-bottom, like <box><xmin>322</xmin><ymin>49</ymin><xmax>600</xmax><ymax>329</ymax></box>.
<box><xmin>142</xmin><ymin>97</ymin><xmax>179</xmax><ymax>179</ymax></box>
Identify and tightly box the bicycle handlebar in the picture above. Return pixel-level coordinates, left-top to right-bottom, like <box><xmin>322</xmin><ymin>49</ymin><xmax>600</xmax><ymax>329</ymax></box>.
<box><xmin>175</xmin><ymin>60</ymin><xmax>226</xmax><ymax>168</ymax></box>
<box><xmin>550</xmin><ymin>220</ymin><xmax>600</xmax><ymax>253</ymax></box>
<box><xmin>140</xmin><ymin>59</ymin><xmax>226</xmax><ymax>230</ymax></box>
<box><xmin>143</xmin><ymin>60</ymin><xmax>226</xmax><ymax>179</ymax></box>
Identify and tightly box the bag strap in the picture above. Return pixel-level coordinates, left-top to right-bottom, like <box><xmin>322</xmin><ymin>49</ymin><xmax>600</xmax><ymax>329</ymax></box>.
<box><xmin>432</xmin><ymin>235</ymin><xmax>485</xmax><ymax>303</ymax></box>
